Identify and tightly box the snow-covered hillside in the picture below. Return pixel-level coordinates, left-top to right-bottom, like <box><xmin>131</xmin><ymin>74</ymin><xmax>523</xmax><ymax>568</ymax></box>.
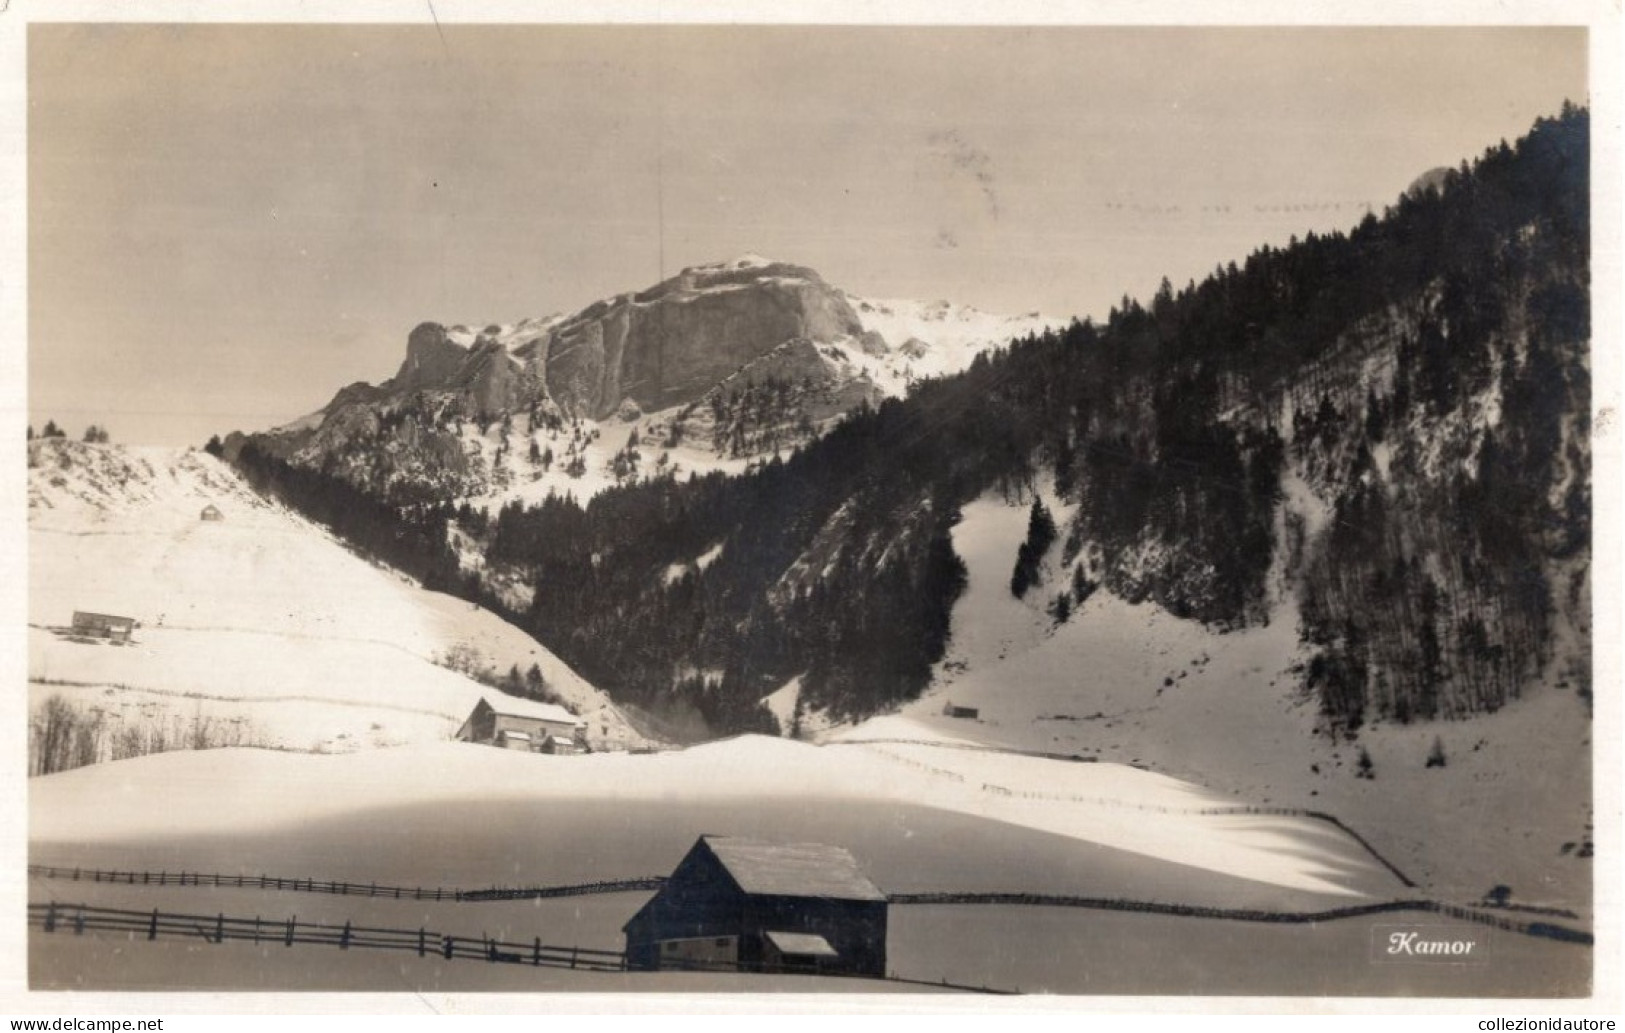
<box><xmin>844</xmin><ymin>292</ymin><xmax>1061</xmax><ymax>396</ymax></box>
<box><xmin>32</xmin><ymin>735</ymin><xmax>1401</xmax><ymax>903</ymax></box>
<box><xmin>27</xmin><ymin>439</ymin><xmax>646</xmax><ymax>756</ymax></box>
<box><xmin>829</xmin><ymin>490</ymin><xmax>1594</xmax><ymax>913</ymax></box>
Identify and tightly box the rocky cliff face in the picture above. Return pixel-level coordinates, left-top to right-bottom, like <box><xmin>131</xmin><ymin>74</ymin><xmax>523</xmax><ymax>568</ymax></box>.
<box><xmin>364</xmin><ymin>257</ymin><xmax>866</xmax><ymax>425</ymax></box>
<box><xmin>533</xmin><ymin>258</ymin><xmax>865</xmax><ymax>419</ymax></box>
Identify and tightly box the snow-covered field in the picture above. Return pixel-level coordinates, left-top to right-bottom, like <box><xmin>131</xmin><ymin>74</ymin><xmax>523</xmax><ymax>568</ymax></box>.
<box><xmin>27</xmin><ymin>441</ymin><xmax>645</xmax><ymax>753</ymax></box>
<box><xmin>31</xmin><ymin>736</ymin><xmax>1397</xmax><ymax>902</ymax></box>
<box><xmin>26</xmin><ymin>738</ymin><xmax>1589</xmax><ymax>995</ymax></box>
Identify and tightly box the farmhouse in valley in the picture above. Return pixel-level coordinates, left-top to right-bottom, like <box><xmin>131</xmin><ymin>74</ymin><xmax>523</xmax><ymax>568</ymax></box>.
<box><xmin>200</xmin><ymin>504</ymin><xmax>224</xmax><ymax>521</ymax></box>
<box><xmin>70</xmin><ymin>611</ymin><xmax>137</xmax><ymax>643</ymax></box>
<box><xmin>623</xmin><ymin>835</ymin><xmax>888</xmax><ymax>976</ymax></box>
<box><xmin>455</xmin><ymin>696</ymin><xmax>586</xmax><ymax>754</ymax></box>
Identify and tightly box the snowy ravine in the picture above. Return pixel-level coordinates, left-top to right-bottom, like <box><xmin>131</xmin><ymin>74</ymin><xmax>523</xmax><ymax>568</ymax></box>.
<box><xmin>827</xmin><ymin>489</ymin><xmax>1594</xmax><ymax>914</ymax></box>
<box><xmin>27</xmin><ymin>439</ymin><xmax>647</xmax><ymax>756</ymax></box>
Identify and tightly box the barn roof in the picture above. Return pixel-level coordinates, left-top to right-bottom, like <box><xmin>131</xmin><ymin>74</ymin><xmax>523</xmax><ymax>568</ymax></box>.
<box><xmin>72</xmin><ymin>611</ymin><xmax>136</xmax><ymax>625</ymax></box>
<box><xmin>479</xmin><ymin>694</ymin><xmax>579</xmax><ymax>725</ymax></box>
<box><xmin>764</xmin><ymin>931</ymin><xmax>839</xmax><ymax>957</ymax></box>
<box><xmin>702</xmin><ymin>835</ymin><xmax>886</xmax><ymax>902</ymax></box>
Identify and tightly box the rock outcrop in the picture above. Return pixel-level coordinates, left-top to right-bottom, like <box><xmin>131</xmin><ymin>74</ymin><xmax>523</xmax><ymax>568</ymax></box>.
<box><xmin>534</xmin><ymin>258</ymin><xmax>865</xmax><ymax>418</ymax></box>
<box><xmin>329</xmin><ymin>257</ymin><xmax>868</xmax><ymax>426</ymax></box>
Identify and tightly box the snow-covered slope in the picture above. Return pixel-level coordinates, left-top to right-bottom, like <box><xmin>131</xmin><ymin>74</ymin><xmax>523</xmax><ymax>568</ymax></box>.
<box><xmin>27</xmin><ymin>439</ymin><xmax>646</xmax><ymax>756</ymax></box>
<box><xmin>829</xmin><ymin>490</ymin><xmax>1593</xmax><ymax>913</ymax></box>
<box><xmin>844</xmin><ymin>293</ymin><xmax>1061</xmax><ymax>396</ymax></box>
<box><xmin>31</xmin><ymin>735</ymin><xmax>1402</xmax><ymax>903</ymax></box>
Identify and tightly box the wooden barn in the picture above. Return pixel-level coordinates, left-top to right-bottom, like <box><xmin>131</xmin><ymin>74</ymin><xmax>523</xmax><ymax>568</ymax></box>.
<box><xmin>623</xmin><ymin>835</ymin><xmax>888</xmax><ymax>977</ymax></box>
<box><xmin>455</xmin><ymin>696</ymin><xmax>585</xmax><ymax>753</ymax></box>
<box><xmin>942</xmin><ymin>702</ymin><xmax>979</xmax><ymax>719</ymax></box>
<box><xmin>70</xmin><ymin>611</ymin><xmax>136</xmax><ymax>643</ymax></box>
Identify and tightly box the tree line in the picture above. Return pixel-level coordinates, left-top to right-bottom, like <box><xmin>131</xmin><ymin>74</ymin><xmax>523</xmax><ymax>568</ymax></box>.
<box><xmin>29</xmin><ymin>421</ymin><xmax>110</xmax><ymax>443</ymax></box>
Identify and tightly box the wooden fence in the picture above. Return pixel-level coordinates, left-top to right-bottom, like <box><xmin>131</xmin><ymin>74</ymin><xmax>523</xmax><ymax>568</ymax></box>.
<box><xmin>28</xmin><ymin>902</ymin><xmax>1010</xmax><ymax>992</ymax></box>
<box><xmin>28</xmin><ymin>902</ymin><xmax>628</xmax><ymax>972</ymax></box>
<box><xmin>32</xmin><ymin>864</ymin><xmax>1592</xmax><ymax>945</ymax></box>
<box><xmin>27</xmin><ymin>865</ymin><xmax>664</xmax><ymax>903</ymax></box>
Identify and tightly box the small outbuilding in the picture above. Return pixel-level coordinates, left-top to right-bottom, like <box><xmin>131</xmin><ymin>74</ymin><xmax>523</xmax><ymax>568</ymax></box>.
<box><xmin>942</xmin><ymin>702</ymin><xmax>979</xmax><ymax>719</ymax></box>
<box><xmin>456</xmin><ymin>696</ymin><xmax>585</xmax><ymax>752</ymax></box>
<box><xmin>70</xmin><ymin>611</ymin><xmax>137</xmax><ymax>643</ymax></box>
<box><xmin>540</xmin><ymin>733</ymin><xmax>581</xmax><ymax>755</ymax></box>
<box><xmin>623</xmin><ymin>835</ymin><xmax>888</xmax><ymax>977</ymax></box>
<box><xmin>200</xmin><ymin>504</ymin><xmax>224</xmax><ymax>522</ymax></box>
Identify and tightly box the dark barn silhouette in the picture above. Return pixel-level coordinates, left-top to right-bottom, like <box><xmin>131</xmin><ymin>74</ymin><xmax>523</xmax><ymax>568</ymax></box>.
<box><xmin>623</xmin><ymin>835</ymin><xmax>888</xmax><ymax>976</ymax></box>
<box><xmin>70</xmin><ymin>611</ymin><xmax>137</xmax><ymax>643</ymax></box>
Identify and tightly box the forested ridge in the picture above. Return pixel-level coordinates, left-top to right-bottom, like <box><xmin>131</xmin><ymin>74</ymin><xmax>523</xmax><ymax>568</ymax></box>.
<box><xmin>230</xmin><ymin>105</ymin><xmax>1589</xmax><ymax>738</ymax></box>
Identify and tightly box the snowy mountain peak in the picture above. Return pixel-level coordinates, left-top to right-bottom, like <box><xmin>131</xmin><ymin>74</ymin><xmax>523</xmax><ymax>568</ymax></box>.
<box><xmin>246</xmin><ymin>257</ymin><xmax>1063</xmax><ymax>510</ymax></box>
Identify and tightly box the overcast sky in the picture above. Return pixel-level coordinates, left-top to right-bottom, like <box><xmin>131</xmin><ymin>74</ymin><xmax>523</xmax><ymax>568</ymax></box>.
<box><xmin>28</xmin><ymin>24</ymin><xmax>1587</xmax><ymax>446</ymax></box>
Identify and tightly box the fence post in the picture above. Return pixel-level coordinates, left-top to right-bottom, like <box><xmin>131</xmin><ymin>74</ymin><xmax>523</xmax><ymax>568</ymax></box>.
<box><xmin>74</xmin><ymin>908</ymin><xmax>84</xmax><ymax>935</ymax></box>
<box><xmin>73</xmin><ymin>867</ymin><xmax>80</xmax><ymax>881</ymax></box>
<box><xmin>419</xmin><ymin>928</ymin><xmax>427</xmax><ymax>957</ymax></box>
<box><xmin>143</xmin><ymin>872</ymin><xmax>149</xmax><ymax>885</ymax></box>
<box><xmin>44</xmin><ymin>902</ymin><xmax>56</xmax><ymax>933</ymax></box>
<box><xmin>340</xmin><ymin>921</ymin><xmax>351</xmax><ymax>950</ymax></box>
<box><xmin>215</xmin><ymin>914</ymin><xmax>224</xmax><ymax>944</ymax></box>
<box><xmin>534</xmin><ymin>938</ymin><xmax>541</xmax><ymax>967</ymax></box>
<box><xmin>148</xmin><ymin>910</ymin><xmax>158</xmax><ymax>941</ymax></box>
<box><xmin>285</xmin><ymin>917</ymin><xmax>295</xmax><ymax>947</ymax></box>
<box><xmin>570</xmin><ymin>946</ymin><xmax>578</xmax><ymax>970</ymax></box>
<box><xmin>254</xmin><ymin>917</ymin><xmax>261</xmax><ymax>944</ymax></box>
<box><xmin>443</xmin><ymin>936</ymin><xmax>453</xmax><ymax>960</ymax></box>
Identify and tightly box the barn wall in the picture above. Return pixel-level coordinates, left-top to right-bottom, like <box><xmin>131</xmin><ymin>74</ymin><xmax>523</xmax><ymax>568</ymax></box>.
<box><xmin>624</xmin><ymin>847</ymin><xmax>888</xmax><ymax>976</ymax></box>
<box><xmin>742</xmin><ymin>896</ymin><xmax>888</xmax><ymax>977</ymax></box>
<box><xmin>460</xmin><ymin>702</ymin><xmax>497</xmax><ymax>743</ymax></box>
<box><xmin>624</xmin><ymin>848</ymin><xmax>746</xmax><ymax>969</ymax></box>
